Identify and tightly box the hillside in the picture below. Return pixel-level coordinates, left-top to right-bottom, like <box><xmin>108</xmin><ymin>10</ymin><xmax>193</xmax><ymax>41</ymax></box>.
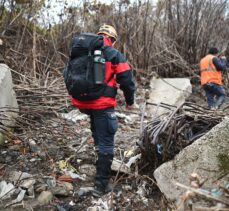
<box><xmin>0</xmin><ymin>0</ymin><xmax>228</xmax><ymax>210</ymax></box>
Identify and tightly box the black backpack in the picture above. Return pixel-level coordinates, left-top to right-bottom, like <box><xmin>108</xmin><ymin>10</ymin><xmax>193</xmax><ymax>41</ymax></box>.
<box><xmin>63</xmin><ymin>33</ymin><xmax>116</xmax><ymax>101</ymax></box>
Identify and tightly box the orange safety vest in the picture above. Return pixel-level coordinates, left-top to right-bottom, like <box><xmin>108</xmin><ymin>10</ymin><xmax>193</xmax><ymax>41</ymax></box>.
<box><xmin>199</xmin><ymin>54</ymin><xmax>222</xmax><ymax>85</ymax></box>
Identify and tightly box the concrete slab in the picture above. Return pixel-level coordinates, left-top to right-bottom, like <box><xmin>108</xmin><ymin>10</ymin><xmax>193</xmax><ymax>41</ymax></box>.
<box><xmin>154</xmin><ymin>118</ymin><xmax>229</xmax><ymax>204</ymax></box>
<box><xmin>0</xmin><ymin>64</ymin><xmax>18</xmax><ymax>129</ymax></box>
<box><xmin>147</xmin><ymin>78</ymin><xmax>192</xmax><ymax>117</ymax></box>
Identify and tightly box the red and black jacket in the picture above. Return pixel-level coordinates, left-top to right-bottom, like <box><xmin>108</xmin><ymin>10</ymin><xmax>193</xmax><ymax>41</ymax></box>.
<box><xmin>72</xmin><ymin>36</ymin><xmax>135</xmax><ymax>109</ymax></box>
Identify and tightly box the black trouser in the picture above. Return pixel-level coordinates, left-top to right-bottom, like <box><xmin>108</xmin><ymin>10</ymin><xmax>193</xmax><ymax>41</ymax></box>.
<box><xmin>203</xmin><ymin>83</ymin><xmax>226</xmax><ymax>108</ymax></box>
<box><xmin>80</xmin><ymin>107</ymin><xmax>118</xmax><ymax>155</ymax></box>
<box><xmin>80</xmin><ymin>107</ymin><xmax>118</xmax><ymax>191</ymax></box>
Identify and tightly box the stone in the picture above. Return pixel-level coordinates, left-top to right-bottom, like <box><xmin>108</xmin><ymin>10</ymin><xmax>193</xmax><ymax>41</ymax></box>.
<box><xmin>37</xmin><ymin>191</ymin><xmax>53</xmax><ymax>205</ymax></box>
<box><xmin>74</xmin><ymin>187</ymin><xmax>94</xmax><ymax>197</ymax></box>
<box><xmin>35</xmin><ymin>183</ymin><xmax>48</xmax><ymax>193</ymax></box>
<box><xmin>154</xmin><ymin>118</ymin><xmax>229</xmax><ymax>204</ymax></box>
<box><xmin>59</xmin><ymin>181</ymin><xmax>74</xmax><ymax>191</ymax></box>
<box><xmin>50</xmin><ymin>185</ymin><xmax>69</xmax><ymax>196</ymax></box>
<box><xmin>20</xmin><ymin>178</ymin><xmax>36</xmax><ymax>189</ymax></box>
<box><xmin>78</xmin><ymin>164</ymin><xmax>96</xmax><ymax>176</ymax></box>
<box><xmin>147</xmin><ymin>78</ymin><xmax>192</xmax><ymax>117</ymax></box>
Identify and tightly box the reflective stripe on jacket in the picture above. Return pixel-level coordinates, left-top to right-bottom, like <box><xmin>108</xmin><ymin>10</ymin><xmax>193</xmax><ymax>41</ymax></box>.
<box><xmin>71</xmin><ymin>36</ymin><xmax>135</xmax><ymax>109</ymax></box>
<box><xmin>199</xmin><ymin>54</ymin><xmax>222</xmax><ymax>85</ymax></box>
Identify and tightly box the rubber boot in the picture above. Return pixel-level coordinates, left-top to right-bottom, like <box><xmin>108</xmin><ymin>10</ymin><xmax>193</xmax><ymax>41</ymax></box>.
<box><xmin>92</xmin><ymin>153</ymin><xmax>113</xmax><ymax>197</ymax></box>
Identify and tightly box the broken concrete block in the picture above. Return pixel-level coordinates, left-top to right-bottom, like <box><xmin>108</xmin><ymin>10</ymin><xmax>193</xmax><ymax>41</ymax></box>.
<box><xmin>0</xmin><ymin>64</ymin><xmax>18</xmax><ymax>134</ymax></box>
<box><xmin>154</xmin><ymin>117</ymin><xmax>229</xmax><ymax>204</ymax></box>
<box><xmin>147</xmin><ymin>78</ymin><xmax>192</xmax><ymax>117</ymax></box>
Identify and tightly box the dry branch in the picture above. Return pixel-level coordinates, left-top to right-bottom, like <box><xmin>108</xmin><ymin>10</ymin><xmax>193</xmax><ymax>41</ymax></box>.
<box><xmin>139</xmin><ymin>102</ymin><xmax>226</xmax><ymax>173</ymax></box>
<box><xmin>175</xmin><ymin>182</ymin><xmax>229</xmax><ymax>206</ymax></box>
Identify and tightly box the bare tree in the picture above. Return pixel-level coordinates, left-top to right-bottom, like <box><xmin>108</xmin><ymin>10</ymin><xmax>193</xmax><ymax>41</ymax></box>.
<box><xmin>0</xmin><ymin>0</ymin><xmax>228</xmax><ymax>82</ymax></box>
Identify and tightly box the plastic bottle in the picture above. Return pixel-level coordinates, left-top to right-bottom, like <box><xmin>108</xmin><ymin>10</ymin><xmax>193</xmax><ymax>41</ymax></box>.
<box><xmin>93</xmin><ymin>50</ymin><xmax>105</xmax><ymax>84</ymax></box>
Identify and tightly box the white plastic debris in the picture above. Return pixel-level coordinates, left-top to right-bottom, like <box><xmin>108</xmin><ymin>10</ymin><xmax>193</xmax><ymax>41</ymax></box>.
<box><xmin>122</xmin><ymin>184</ymin><xmax>132</xmax><ymax>191</ymax></box>
<box><xmin>5</xmin><ymin>189</ymin><xmax>26</xmax><ymax>207</ymax></box>
<box><xmin>124</xmin><ymin>149</ymin><xmax>134</xmax><ymax>158</ymax></box>
<box><xmin>1</xmin><ymin>151</ymin><xmax>7</xmax><ymax>155</ymax></box>
<box><xmin>60</xmin><ymin>110</ymin><xmax>88</xmax><ymax>122</ymax></box>
<box><xmin>28</xmin><ymin>139</ymin><xmax>40</xmax><ymax>153</ymax></box>
<box><xmin>69</xmin><ymin>200</ymin><xmax>76</xmax><ymax>206</ymax></box>
<box><xmin>20</xmin><ymin>178</ymin><xmax>36</xmax><ymax>189</ymax></box>
<box><xmin>65</xmin><ymin>170</ymin><xmax>86</xmax><ymax>181</ymax></box>
<box><xmin>111</xmin><ymin>159</ymin><xmax>130</xmax><ymax>174</ymax></box>
<box><xmin>87</xmin><ymin>198</ymin><xmax>109</xmax><ymax>211</ymax></box>
<box><xmin>115</xmin><ymin>112</ymin><xmax>132</xmax><ymax>123</ymax></box>
<box><xmin>135</xmin><ymin>181</ymin><xmax>149</xmax><ymax>205</ymax></box>
<box><xmin>0</xmin><ymin>181</ymin><xmax>15</xmax><ymax>199</ymax></box>
<box><xmin>136</xmin><ymin>181</ymin><xmax>149</xmax><ymax>199</ymax></box>
<box><xmin>126</xmin><ymin>153</ymin><xmax>141</xmax><ymax>168</ymax></box>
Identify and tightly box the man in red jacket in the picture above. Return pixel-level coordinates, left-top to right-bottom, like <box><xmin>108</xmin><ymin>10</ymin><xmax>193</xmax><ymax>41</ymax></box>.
<box><xmin>71</xmin><ymin>24</ymin><xmax>135</xmax><ymax>196</ymax></box>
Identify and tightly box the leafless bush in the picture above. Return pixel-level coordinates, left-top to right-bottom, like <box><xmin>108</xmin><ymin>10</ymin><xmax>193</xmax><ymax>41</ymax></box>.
<box><xmin>0</xmin><ymin>0</ymin><xmax>228</xmax><ymax>86</ymax></box>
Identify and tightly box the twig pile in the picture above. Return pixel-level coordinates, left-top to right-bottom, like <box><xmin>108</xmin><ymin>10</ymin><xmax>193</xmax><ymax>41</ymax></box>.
<box><xmin>139</xmin><ymin>102</ymin><xmax>226</xmax><ymax>173</ymax></box>
<box><xmin>0</xmin><ymin>76</ymin><xmax>71</xmax><ymax>138</ymax></box>
<box><xmin>15</xmin><ymin>81</ymin><xmax>69</xmax><ymax>113</ymax></box>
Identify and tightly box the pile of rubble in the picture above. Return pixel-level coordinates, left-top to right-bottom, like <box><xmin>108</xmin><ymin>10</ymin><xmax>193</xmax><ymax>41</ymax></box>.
<box><xmin>1</xmin><ymin>67</ymin><xmax>228</xmax><ymax>210</ymax></box>
<box><xmin>0</xmin><ymin>107</ymin><xmax>167</xmax><ymax>210</ymax></box>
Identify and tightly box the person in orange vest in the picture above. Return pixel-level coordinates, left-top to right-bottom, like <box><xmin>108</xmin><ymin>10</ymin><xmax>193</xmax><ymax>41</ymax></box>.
<box><xmin>199</xmin><ymin>47</ymin><xmax>228</xmax><ymax>109</ymax></box>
